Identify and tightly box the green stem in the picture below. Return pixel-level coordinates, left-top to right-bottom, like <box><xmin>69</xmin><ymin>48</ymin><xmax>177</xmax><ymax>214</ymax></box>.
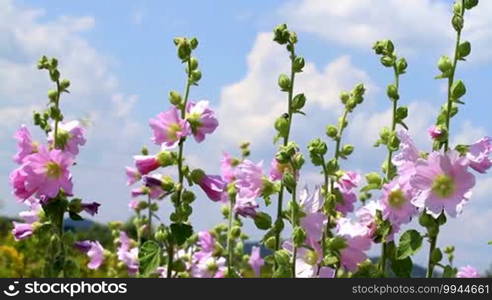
<box><xmin>147</xmin><ymin>195</ymin><xmax>152</xmax><ymax>239</ymax></box>
<box><xmin>226</xmin><ymin>196</ymin><xmax>235</xmax><ymax>277</ymax></box>
<box><xmin>291</xmin><ymin>185</ymin><xmax>297</xmax><ymax>278</ymax></box>
<box><xmin>427</xmin><ymin>235</ymin><xmax>438</xmax><ymax>278</ymax></box>
<box><xmin>380</xmin><ymin>242</ymin><xmax>387</xmax><ymax>275</ymax></box>
<box><xmin>274</xmin><ymin>44</ymin><xmax>296</xmax><ymax>251</ymax></box>
<box><xmin>167</xmin><ymin>58</ymin><xmax>192</xmax><ymax>279</ymax></box>
<box><xmin>444</xmin><ymin>1</ymin><xmax>464</xmax><ymax>152</ymax></box>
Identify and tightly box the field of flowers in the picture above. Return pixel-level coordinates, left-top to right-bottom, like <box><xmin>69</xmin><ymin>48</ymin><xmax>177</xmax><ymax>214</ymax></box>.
<box><xmin>1</xmin><ymin>0</ymin><xmax>491</xmax><ymax>278</ymax></box>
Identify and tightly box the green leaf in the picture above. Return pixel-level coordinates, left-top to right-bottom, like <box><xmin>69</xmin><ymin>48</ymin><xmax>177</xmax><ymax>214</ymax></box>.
<box><xmin>138</xmin><ymin>240</ymin><xmax>161</xmax><ymax>277</ymax></box>
<box><xmin>170</xmin><ymin>223</ymin><xmax>193</xmax><ymax>246</ymax></box>
<box><xmin>396</xmin><ymin>230</ymin><xmax>423</xmax><ymax>260</ymax></box>
<box><xmin>69</xmin><ymin>211</ymin><xmax>83</xmax><ymax>221</ymax></box>
<box><xmin>431</xmin><ymin>248</ymin><xmax>443</xmax><ymax>264</ymax></box>
<box><xmin>442</xmin><ymin>265</ymin><xmax>458</xmax><ymax>278</ymax></box>
<box><xmin>254</xmin><ymin>212</ymin><xmax>272</xmax><ymax>230</ymax></box>
<box><xmin>488</xmin><ymin>241</ymin><xmax>492</xmax><ymax>245</ymax></box>
<box><xmin>391</xmin><ymin>256</ymin><xmax>413</xmax><ymax>278</ymax></box>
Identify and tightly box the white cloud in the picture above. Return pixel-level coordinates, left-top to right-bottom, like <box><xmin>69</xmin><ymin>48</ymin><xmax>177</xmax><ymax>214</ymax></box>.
<box><xmin>280</xmin><ymin>0</ymin><xmax>492</xmax><ymax>62</ymax></box>
<box><xmin>131</xmin><ymin>9</ymin><xmax>145</xmax><ymax>25</ymax></box>
<box><xmin>217</xmin><ymin>32</ymin><xmax>373</xmax><ymax>147</ymax></box>
<box><xmin>454</xmin><ymin>120</ymin><xmax>487</xmax><ymax>145</ymax></box>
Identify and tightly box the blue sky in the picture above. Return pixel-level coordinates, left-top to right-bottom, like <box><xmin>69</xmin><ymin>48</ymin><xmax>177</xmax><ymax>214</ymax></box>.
<box><xmin>1</xmin><ymin>0</ymin><xmax>491</xmax><ymax>272</ymax></box>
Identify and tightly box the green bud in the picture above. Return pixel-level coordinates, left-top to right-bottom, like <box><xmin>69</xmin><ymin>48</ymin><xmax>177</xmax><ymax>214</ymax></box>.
<box><xmin>293</xmin><ymin>227</ymin><xmax>307</xmax><ymax>247</ymax></box>
<box><xmin>37</xmin><ymin>56</ymin><xmax>49</xmax><ymax>69</ymax></box>
<box><xmin>278</xmin><ymin>74</ymin><xmax>291</xmax><ymax>91</ymax></box>
<box><xmin>60</xmin><ymin>79</ymin><xmax>70</xmax><ymax>90</ymax></box>
<box><xmin>396</xmin><ymin>57</ymin><xmax>408</xmax><ymax>74</ymax></box>
<box><xmin>452</xmin><ymin>14</ymin><xmax>464</xmax><ymax>32</ymax></box>
<box><xmin>189</xmin><ymin>57</ymin><xmax>199</xmax><ymax>70</ymax></box>
<box><xmin>457</xmin><ymin>41</ymin><xmax>471</xmax><ymax>59</ymax></box>
<box><xmin>291</xmin><ymin>93</ymin><xmax>306</xmax><ymax>110</ymax></box>
<box><xmin>274</xmin><ymin>249</ymin><xmax>291</xmax><ymax>267</ymax></box>
<box><xmin>155</xmin><ymin>229</ymin><xmax>168</xmax><ymax>243</ymax></box>
<box><xmin>381</xmin><ymin>55</ymin><xmax>395</xmax><ymax>67</ymax></box>
<box><xmin>189</xmin><ymin>37</ymin><xmax>199</xmax><ymax>49</ymax></box>
<box><xmin>231</xmin><ymin>226</ymin><xmax>241</xmax><ymax>239</ymax></box>
<box><xmin>326</xmin><ymin>125</ymin><xmax>338</xmax><ymax>139</ymax></box>
<box><xmin>346</xmin><ymin>99</ymin><xmax>357</xmax><ymax>111</ymax></box>
<box><xmin>141</xmin><ymin>146</ymin><xmax>149</xmax><ymax>155</ymax></box>
<box><xmin>273</xmin><ymin>24</ymin><xmax>290</xmax><ymax>45</ymax></box>
<box><xmin>327</xmin><ymin>236</ymin><xmax>347</xmax><ymax>251</ymax></box>
<box><xmin>438</xmin><ymin>56</ymin><xmax>453</xmax><ymax>75</ymax></box>
<box><xmin>293</xmin><ymin>56</ymin><xmax>305</xmax><ymax>72</ymax></box>
<box><xmin>48</xmin><ymin>89</ymin><xmax>58</xmax><ymax>102</ymax></box>
<box><xmin>353</xmin><ymin>83</ymin><xmax>366</xmax><ymax>97</ymax></box>
<box><xmin>291</xmin><ymin>152</ymin><xmax>305</xmax><ymax>170</ymax></box>
<box><xmin>431</xmin><ymin>248</ymin><xmax>443</xmax><ymax>264</ymax></box>
<box><xmin>325</xmin><ymin>158</ymin><xmax>339</xmax><ymax>174</ymax></box>
<box><xmin>254</xmin><ymin>212</ymin><xmax>272</xmax><ymax>230</ymax></box>
<box><xmin>387</xmin><ymin>84</ymin><xmax>399</xmax><ymax>100</ymax></box>
<box><xmin>274</xmin><ymin>114</ymin><xmax>289</xmax><ymax>138</ymax></box>
<box><xmin>177</xmin><ymin>42</ymin><xmax>191</xmax><ymax>61</ymax></box>
<box><xmin>282</xmin><ymin>172</ymin><xmax>296</xmax><ymax>193</ymax></box>
<box><xmin>307</xmin><ymin>138</ymin><xmax>328</xmax><ymax>156</ymax></box>
<box><xmin>169</xmin><ymin>90</ymin><xmax>182</xmax><ymax>106</ymax></box>
<box><xmin>289</xmin><ymin>31</ymin><xmax>298</xmax><ymax>44</ymax></box>
<box><xmin>451</xmin><ymin>80</ymin><xmax>466</xmax><ymax>99</ymax></box>
<box><xmin>396</xmin><ymin>106</ymin><xmax>408</xmax><ymax>121</ymax></box>
<box><xmin>372</xmin><ymin>40</ymin><xmax>385</xmax><ymax>55</ymax></box>
<box><xmin>49</xmin><ymin>58</ymin><xmax>58</xmax><ymax>69</ymax></box>
<box><xmin>339</xmin><ymin>91</ymin><xmax>350</xmax><ymax>104</ymax></box>
<box><xmin>191</xmin><ymin>70</ymin><xmax>202</xmax><ymax>82</ymax></box>
<box><xmin>221</xmin><ymin>205</ymin><xmax>230</xmax><ymax>218</ymax></box>
<box><xmin>49</xmin><ymin>69</ymin><xmax>60</xmax><ymax>82</ymax></box>
<box><xmin>264</xmin><ymin>236</ymin><xmax>277</xmax><ymax>250</ymax></box>
<box><xmin>464</xmin><ymin>0</ymin><xmax>478</xmax><ymax>9</ymax></box>
<box><xmin>419</xmin><ymin>212</ymin><xmax>435</xmax><ymax>228</ymax></box>
<box><xmin>365</xmin><ymin>172</ymin><xmax>383</xmax><ymax>186</ymax></box>
<box><xmin>189</xmin><ymin>168</ymin><xmax>205</xmax><ymax>184</ymax></box>
<box><xmin>341</xmin><ymin>144</ymin><xmax>354</xmax><ymax>156</ymax></box>
<box><xmin>157</xmin><ymin>151</ymin><xmax>174</xmax><ymax>167</ymax></box>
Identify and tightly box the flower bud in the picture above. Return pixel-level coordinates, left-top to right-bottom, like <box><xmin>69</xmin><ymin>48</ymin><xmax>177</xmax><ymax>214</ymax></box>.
<box><xmin>365</xmin><ymin>172</ymin><xmax>383</xmax><ymax>186</ymax></box>
<box><xmin>326</xmin><ymin>125</ymin><xmax>338</xmax><ymax>139</ymax></box>
<box><xmin>293</xmin><ymin>227</ymin><xmax>307</xmax><ymax>247</ymax></box>
<box><xmin>438</xmin><ymin>56</ymin><xmax>453</xmax><ymax>76</ymax></box>
<box><xmin>155</xmin><ymin>228</ymin><xmax>168</xmax><ymax>243</ymax></box>
<box><xmin>387</xmin><ymin>84</ymin><xmax>399</xmax><ymax>100</ymax></box>
<box><xmin>339</xmin><ymin>91</ymin><xmax>350</xmax><ymax>104</ymax></box>
<box><xmin>291</xmin><ymin>93</ymin><xmax>306</xmax><ymax>110</ymax></box>
<box><xmin>381</xmin><ymin>55</ymin><xmax>395</xmax><ymax>67</ymax></box>
<box><xmin>254</xmin><ymin>212</ymin><xmax>272</xmax><ymax>230</ymax></box>
<box><xmin>48</xmin><ymin>89</ymin><xmax>58</xmax><ymax>102</ymax></box>
<box><xmin>182</xmin><ymin>190</ymin><xmax>196</xmax><ymax>203</ymax></box>
<box><xmin>189</xmin><ymin>168</ymin><xmax>205</xmax><ymax>184</ymax></box>
<box><xmin>372</xmin><ymin>40</ymin><xmax>385</xmax><ymax>55</ymax></box>
<box><xmin>189</xmin><ymin>57</ymin><xmax>199</xmax><ymax>70</ymax></box>
<box><xmin>191</xmin><ymin>70</ymin><xmax>202</xmax><ymax>82</ymax></box>
<box><xmin>451</xmin><ymin>80</ymin><xmax>466</xmax><ymax>99</ymax></box>
<box><xmin>325</xmin><ymin>158</ymin><xmax>339</xmax><ymax>174</ymax></box>
<box><xmin>452</xmin><ymin>14</ymin><xmax>464</xmax><ymax>32</ymax></box>
<box><xmin>274</xmin><ymin>114</ymin><xmax>289</xmax><ymax>138</ymax></box>
<box><xmin>273</xmin><ymin>24</ymin><xmax>290</xmax><ymax>45</ymax></box>
<box><xmin>327</xmin><ymin>236</ymin><xmax>347</xmax><ymax>251</ymax></box>
<box><xmin>464</xmin><ymin>0</ymin><xmax>478</xmax><ymax>9</ymax></box>
<box><xmin>169</xmin><ymin>90</ymin><xmax>182</xmax><ymax>106</ymax></box>
<box><xmin>346</xmin><ymin>98</ymin><xmax>357</xmax><ymax>111</ymax></box>
<box><xmin>231</xmin><ymin>226</ymin><xmax>241</xmax><ymax>239</ymax></box>
<box><xmin>49</xmin><ymin>58</ymin><xmax>58</xmax><ymax>69</ymax></box>
<box><xmin>457</xmin><ymin>41</ymin><xmax>471</xmax><ymax>60</ymax></box>
<box><xmin>264</xmin><ymin>236</ymin><xmax>277</xmax><ymax>250</ymax></box>
<box><xmin>293</xmin><ymin>56</ymin><xmax>305</xmax><ymax>73</ymax></box>
<box><xmin>291</xmin><ymin>152</ymin><xmax>305</xmax><ymax>170</ymax></box>
<box><xmin>157</xmin><ymin>151</ymin><xmax>174</xmax><ymax>167</ymax></box>
<box><xmin>37</xmin><ymin>56</ymin><xmax>49</xmax><ymax>69</ymax></box>
<box><xmin>278</xmin><ymin>74</ymin><xmax>291</xmax><ymax>91</ymax></box>
<box><xmin>289</xmin><ymin>31</ymin><xmax>298</xmax><ymax>44</ymax></box>
<box><xmin>282</xmin><ymin>172</ymin><xmax>296</xmax><ymax>193</ymax></box>
<box><xmin>353</xmin><ymin>83</ymin><xmax>366</xmax><ymax>97</ymax></box>
<box><xmin>177</xmin><ymin>42</ymin><xmax>191</xmax><ymax>61</ymax></box>
<box><xmin>60</xmin><ymin>79</ymin><xmax>70</xmax><ymax>90</ymax></box>
<box><xmin>341</xmin><ymin>144</ymin><xmax>354</xmax><ymax>156</ymax></box>
<box><xmin>189</xmin><ymin>37</ymin><xmax>199</xmax><ymax>49</ymax></box>
<box><xmin>396</xmin><ymin>106</ymin><xmax>408</xmax><ymax>121</ymax></box>
<box><xmin>49</xmin><ymin>69</ymin><xmax>60</xmax><ymax>82</ymax></box>
<box><xmin>308</xmin><ymin>138</ymin><xmax>328</xmax><ymax>156</ymax></box>
<box><xmin>396</xmin><ymin>57</ymin><xmax>408</xmax><ymax>74</ymax></box>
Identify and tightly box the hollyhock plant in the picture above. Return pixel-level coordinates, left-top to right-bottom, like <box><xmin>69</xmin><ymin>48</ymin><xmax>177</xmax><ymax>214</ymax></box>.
<box><xmin>466</xmin><ymin>137</ymin><xmax>492</xmax><ymax>174</ymax></box>
<box><xmin>335</xmin><ymin>184</ymin><xmax>357</xmax><ymax>216</ymax></box>
<box><xmin>117</xmin><ymin>232</ymin><xmax>139</xmax><ymax>275</ymax></box>
<box><xmin>49</xmin><ymin>120</ymin><xmax>86</xmax><ymax>156</ymax></box>
<box><xmin>75</xmin><ymin>240</ymin><xmax>105</xmax><ymax>270</ymax></box>
<box><xmin>393</xmin><ymin>130</ymin><xmax>420</xmax><ymax>183</ymax></box>
<box><xmin>410</xmin><ymin>150</ymin><xmax>475</xmax><ymax>218</ymax></box>
<box><xmin>356</xmin><ymin>201</ymin><xmax>399</xmax><ymax>242</ymax></box>
<box><xmin>380</xmin><ymin>179</ymin><xmax>417</xmax><ymax>225</ymax></box>
<box><xmin>190</xmin><ymin>255</ymin><xmax>226</xmax><ymax>278</ymax></box>
<box><xmin>10</xmin><ymin>168</ymin><xmax>34</xmax><ymax>201</ymax></box>
<box><xmin>456</xmin><ymin>265</ymin><xmax>480</xmax><ymax>278</ymax></box>
<box><xmin>235</xmin><ymin>160</ymin><xmax>264</xmax><ymax>198</ymax></box>
<box><xmin>249</xmin><ymin>246</ymin><xmax>264</xmax><ymax>277</ymax></box>
<box><xmin>125</xmin><ymin>167</ymin><xmax>141</xmax><ymax>185</ymax></box>
<box><xmin>220</xmin><ymin>152</ymin><xmax>238</xmax><ymax>183</ymax></box>
<box><xmin>283</xmin><ymin>241</ymin><xmax>334</xmax><ymax>278</ymax></box>
<box><xmin>186</xmin><ymin>100</ymin><xmax>219</xmax><ymax>143</ymax></box>
<box><xmin>338</xmin><ymin>171</ymin><xmax>361</xmax><ymax>190</ymax></box>
<box><xmin>12</xmin><ymin>222</ymin><xmax>35</xmax><ymax>241</ymax></box>
<box><xmin>81</xmin><ymin>202</ymin><xmax>101</xmax><ymax>216</ymax></box>
<box><xmin>134</xmin><ymin>155</ymin><xmax>160</xmax><ymax>175</ymax></box>
<box><xmin>428</xmin><ymin>125</ymin><xmax>444</xmax><ymax>140</ymax></box>
<box><xmin>197</xmin><ymin>174</ymin><xmax>226</xmax><ymax>202</ymax></box>
<box><xmin>234</xmin><ymin>194</ymin><xmax>259</xmax><ymax>218</ymax></box>
<box><xmin>335</xmin><ymin>218</ymin><xmax>372</xmax><ymax>272</ymax></box>
<box><xmin>149</xmin><ymin>106</ymin><xmax>190</xmax><ymax>148</ymax></box>
<box><xmin>269</xmin><ymin>158</ymin><xmax>297</xmax><ymax>181</ymax></box>
<box><xmin>13</xmin><ymin>125</ymin><xmax>38</xmax><ymax>164</ymax></box>
<box><xmin>12</xmin><ymin>146</ymin><xmax>74</xmax><ymax>200</ymax></box>
<box><xmin>299</xmin><ymin>187</ymin><xmax>326</xmax><ymax>241</ymax></box>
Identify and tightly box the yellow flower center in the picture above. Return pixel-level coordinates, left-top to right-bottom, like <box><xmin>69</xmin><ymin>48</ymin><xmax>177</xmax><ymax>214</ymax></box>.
<box><xmin>388</xmin><ymin>189</ymin><xmax>406</xmax><ymax>209</ymax></box>
<box><xmin>167</xmin><ymin>123</ymin><xmax>182</xmax><ymax>141</ymax></box>
<box><xmin>431</xmin><ymin>174</ymin><xmax>455</xmax><ymax>198</ymax></box>
<box><xmin>45</xmin><ymin>161</ymin><xmax>62</xmax><ymax>179</ymax></box>
<box><xmin>303</xmin><ymin>249</ymin><xmax>318</xmax><ymax>266</ymax></box>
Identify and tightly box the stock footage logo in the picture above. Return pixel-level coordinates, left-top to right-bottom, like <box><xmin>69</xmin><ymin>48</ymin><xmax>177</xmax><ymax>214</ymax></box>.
<box><xmin>3</xmin><ymin>281</ymin><xmax>20</xmax><ymax>297</ymax></box>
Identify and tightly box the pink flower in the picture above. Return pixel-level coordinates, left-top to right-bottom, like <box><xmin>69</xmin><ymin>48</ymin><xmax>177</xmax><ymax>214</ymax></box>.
<box><xmin>49</xmin><ymin>120</ymin><xmax>86</xmax><ymax>156</ymax></box>
<box><xmin>128</xmin><ymin>199</ymin><xmax>139</xmax><ymax>210</ymax></box>
<box><xmin>75</xmin><ymin>240</ymin><xmax>105</xmax><ymax>270</ymax></box>
<box><xmin>19</xmin><ymin>199</ymin><xmax>42</xmax><ymax>224</ymax></box>
<box><xmin>410</xmin><ymin>150</ymin><xmax>475</xmax><ymax>218</ymax></box>
<box><xmin>299</xmin><ymin>187</ymin><xmax>326</xmax><ymax>242</ymax></box>
<box><xmin>269</xmin><ymin>158</ymin><xmax>297</xmax><ymax>181</ymax></box>
<box><xmin>191</xmin><ymin>254</ymin><xmax>226</xmax><ymax>278</ymax></box>
<box><xmin>194</xmin><ymin>231</ymin><xmax>216</xmax><ymax>261</ymax></box>
<box><xmin>335</xmin><ymin>218</ymin><xmax>372</xmax><ymax>272</ymax></box>
<box><xmin>198</xmin><ymin>174</ymin><xmax>227</xmax><ymax>202</ymax></box>
<box><xmin>220</xmin><ymin>152</ymin><xmax>237</xmax><ymax>183</ymax></box>
<box><xmin>149</xmin><ymin>107</ymin><xmax>190</xmax><ymax>148</ymax></box>
<box><xmin>456</xmin><ymin>265</ymin><xmax>480</xmax><ymax>278</ymax></box>
<box><xmin>466</xmin><ymin>137</ymin><xmax>492</xmax><ymax>174</ymax></box>
<box><xmin>234</xmin><ymin>194</ymin><xmax>259</xmax><ymax>218</ymax></box>
<box><xmin>12</xmin><ymin>222</ymin><xmax>34</xmax><ymax>241</ymax></box>
<box><xmin>81</xmin><ymin>202</ymin><xmax>101</xmax><ymax>216</ymax></box>
<box><xmin>125</xmin><ymin>167</ymin><xmax>141</xmax><ymax>185</ymax></box>
<box><xmin>356</xmin><ymin>201</ymin><xmax>400</xmax><ymax>242</ymax></box>
<box><xmin>335</xmin><ymin>184</ymin><xmax>357</xmax><ymax>216</ymax></box>
<box><xmin>393</xmin><ymin>130</ymin><xmax>420</xmax><ymax>183</ymax></box>
<box><xmin>117</xmin><ymin>232</ymin><xmax>139</xmax><ymax>275</ymax></box>
<box><xmin>249</xmin><ymin>246</ymin><xmax>264</xmax><ymax>277</ymax></box>
<box><xmin>142</xmin><ymin>175</ymin><xmax>167</xmax><ymax>199</ymax></box>
<box><xmin>428</xmin><ymin>125</ymin><xmax>444</xmax><ymax>140</ymax></box>
<box><xmin>235</xmin><ymin>160</ymin><xmax>264</xmax><ymax>198</ymax></box>
<box><xmin>13</xmin><ymin>146</ymin><xmax>74</xmax><ymax>200</ymax></box>
<box><xmin>13</xmin><ymin>125</ymin><xmax>38</xmax><ymax>164</ymax></box>
<box><xmin>338</xmin><ymin>171</ymin><xmax>361</xmax><ymax>190</ymax></box>
<box><xmin>186</xmin><ymin>100</ymin><xmax>218</xmax><ymax>143</ymax></box>
<box><xmin>134</xmin><ymin>155</ymin><xmax>160</xmax><ymax>175</ymax></box>
<box><xmin>283</xmin><ymin>240</ymin><xmax>334</xmax><ymax>278</ymax></box>
<box><xmin>380</xmin><ymin>179</ymin><xmax>418</xmax><ymax>225</ymax></box>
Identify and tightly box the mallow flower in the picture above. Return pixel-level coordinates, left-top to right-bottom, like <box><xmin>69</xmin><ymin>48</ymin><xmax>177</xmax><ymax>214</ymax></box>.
<box><xmin>269</xmin><ymin>158</ymin><xmax>296</xmax><ymax>181</ymax></box>
<box><xmin>117</xmin><ymin>231</ymin><xmax>139</xmax><ymax>275</ymax></box>
<box><xmin>235</xmin><ymin>160</ymin><xmax>264</xmax><ymax>198</ymax></box>
<box><xmin>249</xmin><ymin>246</ymin><xmax>264</xmax><ymax>277</ymax></box>
<box><xmin>299</xmin><ymin>187</ymin><xmax>326</xmax><ymax>242</ymax></box>
<box><xmin>133</xmin><ymin>155</ymin><xmax>160</xmax><ymax>175</ymax></box>
<box><xmin>125</xmin><ymin>167</ymin><xmax>141</xmax><ymax>185</ymax></box>
<box><xmin>198</xmin><ymin>174</ymin><xmax>227</xmax><ymax>202</ymax></box>
<box><xmin>12</xmin><ymin>222</ymin><xmax>35</xmax><ymax>241</ymax></box>
<box><xmin>13</xmin><ymin>125</ymin><xmax>38</xmax><ymax>164</ymax></box>
<box><xmin>149</xmin><ymin>107</ymin><xmax>190</xmax><ymax>148</ymax></box>
<box><xmin>49</xmin><ymin>120</ymin><xmax>86</xmax><ymax>156</ymax></box>
<box><xmin>335</xmin><ymin>184</ymin><xmax>357</xmax><ymax>216</ymax></box>
<box><xmin>380</xmin><ymin>179</ymin><xmax>417</xmax><ymax>225</ymax></box>
<box><xmin>11</xmin><ymin>146</ymin><xmax>74</xmax><ymax>200</ymax></box>
<box><xmin>220</xmin><ymin>152</ymin><xmax>238</xmax><ymax>183</ymax></box>
<box><xmin>75</xmin><ymin>240</ymin><xmax>105</xmax><ymax>270</ymax></box>
<box><xmin>81</xmin><ymin>202</ymin><xmax>101</xmax><ymax>216</ymax></box>
<box><xmin>356</xmin><ymin>200</ymin><xmax>399</xmax><ymax>242</ymax></box>
<box><xmin>393</xmin><ymin>130</ymin><xmax>420</xmax><ymax>183</ymax></box>
<box><xmin>190</xmin><ymin>255</ymin><xmax>226</xmax><ymax>278</ymax></box>
<box><xmin>410</xmin><ymin>150</ymin><xmax>475</xmax><ymax>218</ymax></box>
<box><xmin>466</xmin><ymin>137</ymin><xmax>491</xmax><ymax>174</ymax></box>
<box><xmin>335</xmin><ymin>218</ymin><xmax>372</xmax><ymax>272</ymax></box>
<box><xmin>234</xmin><ymin>194</ymin><xmax>259</xmax><ymax>218</ymax></box>
<box><xmin>456</xmin><ymin>265</ymin><xmax>480</xmax><ymax>278</ymax></box>
<box><xmin>283</xmin><ymin>241</ymin><xmax>334</xmax><ymax>278</ymax></box>
<box><xmin>186</xmin><ymin>100</ymin><xmax>219</xmax><ymax>143</ymax></box>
